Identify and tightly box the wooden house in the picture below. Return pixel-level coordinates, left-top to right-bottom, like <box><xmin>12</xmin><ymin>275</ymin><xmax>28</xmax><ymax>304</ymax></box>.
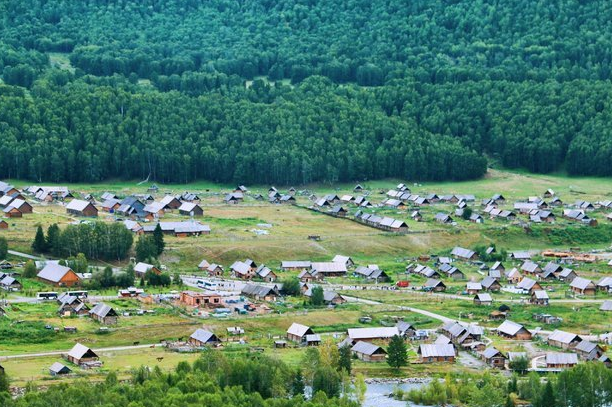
<box><xmin>49</xmin><ymin>362</ymin><xmax>71</xmax><ymax>376</ymax></box>
<box><xmin>351</xmin><ymin>341</ymin><xmax>387</xmax><ymax>362</ymax></box>
<box><xmin>530</xmin><ymin>290</ymin><xmax>549</xmax><ymax>306</ymax></box>
<box><xmin>545</xmin><ymin>352</ymin><xmax>578</xmax><ymax>369</ymax></box>
<box><xmin>474</xmin><ymin>293</ymin><xmax>492</xmax><ymax>306</ymax></box>
<box><xmin>548</xmin><ymin>330</ymin><xmax>581</xmax><ymax>350</ymax></box>
<box><xmin>189</xmin><ymin>329</ymin><xmax>220</xmax><ymax>347</ymax></box>
<box><xmin>0</xmin><ymin>220</ymin><xmax>8</xmax><ymax>229</ymax></box>
<box><xmin>418</xmin><ymin>344</ymin><xmax>456</xmax><ymax>363</ymax></box>
<box><xmin>178</xmin><ymin>202</ymin><xmax>203</xmax><ymax>217</ymax></box>
<box><xmin>37</xmin><ymin>263</ymin><xmax>81</xmax><ymax>287</ymax></box>
<box><xmin>570</xmin><ymin>277</ymin><xmax>596</xmax><ymax>295</ymax></box>
<box><xmin>66</xmin><ymin>200</ymin><xmax>98</xmax><ymax>217</ymax></box>
<box><xmin>133</xmin><ymin>262</ymin><xmax>161</xmax><ymax>278</ymax></box>
<box><xmin>286</xmin><ymin>323</ymin><xmax>314</xmax><ymax>343</ymax></box>
<box><xmin>89</xmin><ymin>303</ymin><xmax>118</xmax><ymax>325</ymax></box>
<box><xmin>66</xmin><ymin>343</ymin><xmax>99</xmax><ymax>365</ymax></box>
<box><xmin>481</xmin><ymin>347</ymin><xmax>506</xmax><ymax>368</ymax></box>
<box><xmin>497</xmin><ymin>320</ymin><xmax>532</xmax><ymax>340</ymax></box>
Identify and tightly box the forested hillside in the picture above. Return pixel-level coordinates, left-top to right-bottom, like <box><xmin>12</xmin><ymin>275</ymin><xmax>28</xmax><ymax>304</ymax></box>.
<box><xmin>1</xmin><ymin>0</ymin><xmax>612</xmax><ymax>183</ymax></box>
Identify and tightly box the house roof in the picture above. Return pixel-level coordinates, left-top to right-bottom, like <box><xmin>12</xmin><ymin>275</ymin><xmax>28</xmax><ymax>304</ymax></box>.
<box><xmin>68</xmin><ymin>343</ymin><xmax>98</xmax><ymax>359</ymax></box>
<box><xmin>451</xmin><ymin>247</ymin><xmax>475</xmax><ymax>259</ymax></box>
<box><xmin>521</xmin><ymin>261</ymin><xmax>540</xmax><ymax>273</ymax></box>
<box><xmin>332</xmin><ymin>255</ymin><xmax>351</xmax><ymax>265</ymax></box>
<box><xmin>241</xmin><ymin>283</ymin><xmax>278</xmax><ymax>297</ymax></box>
<box><xmin>281</xmin><ymin>261</ymin><xmax>312</xmax><ymax>269</ymax></box>
<box><xmin>481</xmin><ymin>276</ymin><xmax>499</xmax><ymax>289</ymax></box>
<box><xmin>198</xmin><ymin>259</ymin><xmax>210</xmax><ymax>268</ymax></box>
<box><xmin>190</xmin><ymin>328</ymin><xmax>218</xmax><ymax>344</ymax></box>
<box><xmin>66</xmin><ymin>199</ymin><xmax>93</xmax><ymax>212</ymax></box>
<box><xmin>144</xmin><ymin>202</ymin><xmax>166</xmax><ymax>213</ymax></box>
<box><xmin>570</xmin><ymin>277</ymin><xmax>594</xmax><ymax>290</ymax></box>
<box><xmin>517</xmin><ymin>277</ymin><xmax>538</xmax><ymax>290</ymax></box>
<box><xmin>37</xmin><ymin>263</ymin><xmax>75</xmax><ymax>283</ymax></box>
<box><xmin>287</xmin><ymin>323</ymin><xmax>312</xmax><ymax>337</ymax></box>
<box><xmin>178</xmin><ymin>202</ymin><xmax>200</xmax><ymax>212</ymax></box>
<box><xmin>475</xmin><ymin>293</ymin><xmax>492</xmax><ymax>302</ymax></box>
<box><xmin>351</xmin><ymin>341</ymin><xmax>386</xmax><ymax>356</ymax></box>
<box><xmin>89</xmin><ymin>303</ymin><xmax>117</xmax><ymax>318</ymax></box>
<box><xmin>49</xmin><ymin>362</ymin><xmax>71</xmax><ymax>374</ymax></box>
<box><xmin>546</xmin><ymin>352</ymin><xmax>578</xmax><ymax>365</ymax></box>
<box><xmin>467</xmin><ymin>282</ymin><xmax>482</xmax><ymax>291</ymax></box>
<box><xmin>548</xmin><ymin>330</ymin><xmax>581</xmax><ymax>344</ymax></box>
<box><xmin>533</xmin><ymin>290</ymin><xmax>549</xmax><ymax>300</ymax></box>
<box><xmin>497</xmin><ymin>320</ymin><xmax>527</xmax><ymax>336</ymax></box>
<box><xmin>419</xmin><ymin>344</ymin><xmax>455</xmax><ymax>358</ymax></box>
<box><xmin>347</xmin><ymin>327</ymin><xmax>399</xmax><ymax>340</ymax></box>
<box><xmin>305</xmin><ymin>334</ymin><xmax>321</xmax><ymax>342</ymax></box>
<box><xmin>482</xmin><ymin>347</ymin><xmax>504</xmax><ymax>359</ymax></box>
<box><xmin>311</xmin><ymin>262</ymin><xmax>347</xmax><ymax>273</ymax></box>
<box><xmin>435</xmin><ymin>334</ymin><xmax>452</xmax><ymax>344</ymax></box>
<box><xmin>134</xmin><ymin>262</ymin><xmax>156</xmax><ymax>274</ymax></box>
<box><xmin>231</xmin><ymin>261</ymin><xmax>252</xmax><ymax>275</ymax></box>
<box><xmin>600</xmin><ymin>300</ymin><xmax>612</xmax><ymax>311</ymax></box>
<box><xmin>575</xmin><ymin>340</ymin><xmax>599</xmax><ymax>354</ymax></box>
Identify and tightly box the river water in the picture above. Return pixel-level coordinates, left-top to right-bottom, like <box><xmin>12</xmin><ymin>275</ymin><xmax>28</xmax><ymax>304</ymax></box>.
<box><xmin>363</xmin><ymin>382</ymin><xmax>426</xmax><ymax>407</ymax></box>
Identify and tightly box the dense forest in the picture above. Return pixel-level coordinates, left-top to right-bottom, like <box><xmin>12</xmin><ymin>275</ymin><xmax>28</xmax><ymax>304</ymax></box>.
<box><xmin>1</xmin><ymin>0</ymin><xmax>612</xmax><ymax>183</ymax></box>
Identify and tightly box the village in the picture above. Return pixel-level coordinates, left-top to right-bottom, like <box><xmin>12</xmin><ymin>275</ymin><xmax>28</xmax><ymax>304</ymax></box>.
<box><xmin>0</xmin><ymin>171</ymin><xmax>611</xmax><ymax>388</ymax></box>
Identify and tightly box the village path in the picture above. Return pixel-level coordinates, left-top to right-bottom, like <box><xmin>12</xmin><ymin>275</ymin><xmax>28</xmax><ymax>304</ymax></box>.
<box><xmin>7</xmin><ymin>250</ymin><xmax>42</xmax><ymax>260</ymax></box>
<box><xmin>342</xmin><ymin>295</ymin><xmax>456</xmax><ymax>324</ymax></box>
<box><xmin>0</xmin><ymin>343</ymin><xmax>158</xmax><ymax>360</ymax></box>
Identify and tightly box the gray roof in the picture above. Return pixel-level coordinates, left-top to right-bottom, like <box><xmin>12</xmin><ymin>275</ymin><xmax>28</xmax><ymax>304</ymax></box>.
<box><xmin>517</xmin><ymin>277</ymin><xmax>538</xmax><ymax>290</ymax></box>
<box><xmin>575</xmin><ymin>340</ymin><xmax>598</xmax><ymax>354</ymax></box>
<box><xmin>451</xmin><ymin>247</ymin><xmax>475</xmax><ymax>259</ymax></box>
<box><xmin>305</xmin><ymin>334</ymin><xmax>321</xmax><ymax>342</ymax></box>
<box><xmin>281</xmin><ymin>260</ymin><xmax>311</xmax><ymax>268</ymax></box>
<box><xmin>287</xmin><ymin>323</ymin><xmax>312</xmax><ymax>337</ymax></box>
<box><xmin>37</xmin><ymin>263</ymin><xmax>74</xmax><ymax>283</ymax></box>
<box><xmin>419</xmin><ymin>344</ymin><xmax>455</xmax><ymax>358</ymax></box>
<box><xmin>475</xmin><ymin>293</ymin><xmax>492</xmax><ymax>302</ymax></box>
<box><xmin>546</xmin><ymin>352</ymin><xmax>578</xmax><ymax>365</ymax></box>
<box><xmin>66</xmin><ymin>199</ymin><xmax>94</xmax><ymax>212</ymax></box>
<box><xmin>600</xmin><ymin>300</ymin><xmax>612</xmax><ymax>311</ymax></box>
<box><xmin>347</xmin><ymin>327</ymin><xmax>399</xmax><ymax>340</ymax></box>
<box><xmin>548</xmin><ymin>330</ymin><xmax>581</xmax><ymax>344</ymax></box>
<box><xmin>435</xmin><ymin>335</ymin><xmax>452</xmax><ymax>344</ymax></box>
<box><xmin>67</xmin><ymin>343</ymin><xmax>98</xmax><ymax>359</ymax></box>
<box><xmin>570</xmin><ymin>277</ymin><xmax>594</xmax><ymax>290</ymax></box>
<box><xmin>190</xmin><ymin>328</ymin><xmax>218</xmax><ymax>344</ymax></box>
<box><xmin>89</xmin><ymin>303</ymin><xmax>117</xmax><ymax>318</ymax></box>
<box><xmin>533</xmin><ymin>290</ymin><xmax>549</xmax><ymax>300</ymax></box>
<box><xmin>241</xmin><ymin>283</ymin><xmax>278</xmax><ymax>297</ymax></box>
<box><xmin>231</xmin><ymin>261</ymin><xmax>252</xmax><ymax>275</ymax></box>
<box><xmin>134</xmin><ymin>262</ymin><xmax>156</xmax><ymax>274</ymax></box>
<box><xmin>497</xmin><ymin>320</ymin><xmax>526</xmax><ymax>336</ymax></box>
<box><xmin>482</xmin><ymin>347</ymin><xmax>504</xmax><ymax>359</ymax></box>
<box><xmin>351</xmin><ymin>341</ymin><xmax>386</xmax><ymax>356</ymax></box>
<box><xmin>49</xmin><ymin>362</ymin><xmax>71</xmax><ymax>374</ymax></box>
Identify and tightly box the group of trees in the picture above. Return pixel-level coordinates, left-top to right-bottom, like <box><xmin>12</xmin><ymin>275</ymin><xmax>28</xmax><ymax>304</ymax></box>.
<box><xmin>0</xmin><ymin>352</ymin><xmax>359</xmax><ymax>407</ymax></box>
<box><xmin>404</xmin><ymin>362</ymin><xmax>612</xmax><ymax>407</ymax></box>
<box><xmin>2</xmin><ymin>0</ymin><xmax>612</xmax><ymax>182</ymax></box>
<box><xmin>31</xmin><ymin>223</ymin><xmax>133</xmax><ymax>261</ymax></box>
<box><xmin>0</xmin><ymin>236</ymin><xmax>7</xmax><ymax>260</ymax></box>
<box><xmin>135</xmin><ymin>225</ymin><xmax>165</xmax><ymax>262</ymax></box>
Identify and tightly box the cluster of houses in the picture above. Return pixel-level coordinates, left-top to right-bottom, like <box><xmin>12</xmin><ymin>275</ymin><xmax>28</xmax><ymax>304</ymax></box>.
<box><xmin>0</xmin><ymin>181</ymin><xmax>33</xmax><ymax>219</ymax></box>
<box><xmin>56</xmin><ymin>293</ymin><xmax>119</xmax><ymax>324</ymax></box>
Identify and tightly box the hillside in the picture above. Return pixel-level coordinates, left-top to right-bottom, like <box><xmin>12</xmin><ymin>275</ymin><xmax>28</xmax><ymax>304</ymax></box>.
<box><xmin>1</xmin><ymin>0</ymin><xmax>612</xmax><ymax>183</ymax></box>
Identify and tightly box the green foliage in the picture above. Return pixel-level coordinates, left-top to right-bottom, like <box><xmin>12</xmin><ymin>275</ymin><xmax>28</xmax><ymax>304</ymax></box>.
<box><xmin>145</xmin><ymin>270</ymin><xmax>171</xmax><ymax>287</ymax></box>
<box><xmin>509</xmin><ymin>356</ymin><xmax>529</xmax><ymax>374</ymax></box>
<box><xmin>310</xmin><ymin>286</ymin><xmax>325</xmax><ymax>306</ymax></box>
<box><xmin>292</xmin><ymin>369</ymin><xmax>305</xmax><ymax>396</ymax></box>
<box><xmin>280</xmin><ymin>277</ymin><xmax>300</xmax><ymax>296</ymax></box>
<box><xmin>461</xmin><ymin>207</ymin><xmax>473</xmax><ymax>221</ymax></box>
<box><xmin>22</xmin><ymin>260</ymin><xmax>37</xmax><ymax>278</ymax></box>
<box><xmin>45</xmin><ymin>224</ymin><xmax>61</xmax><ymax>256</ymax></box>
<box><xmin>386</xmin><ymin>335</ymin><xmax>407</xmax><ymax>371</ymax></box>
<box><xmin>312</xmin><ymin>366</ymin><xmax>341</xmax><ymax>398</ymax></box>
<box><xmin>555</xmin><ymin>362</ymin><xmax>612</xmax><ymax>407</ymax></box>
<box><xmin>153</xmin><ymin>224</ymin><xmax>165</xmax><ymax>256</ymax></box>
<box><xmin>0</xmin><ymin>320</ymin><xmax>56</xmax><ymax>345</ymax></box>
<box><xmin>338</xmin><ymin>345</ymin><xmax>352</xmax><ymax>374</ymax></box>
<box><xmin>48</xmin><ymin>222</ymin><xmax>133</xmax><ymax>260</ymax></box>
<box><xmin>31</xmin><ymin>225</ymin><xmax>47</xmax><ymax>253</ymax></box>
<box><xmin>135</xmin><ymin>235</ymin><xmax>158</xmax><ymax>262</ymax></box>
<box><xmin>0</xmin><ymin>237</ymin><xmax>7</xmax><ymax>260</ymax></box>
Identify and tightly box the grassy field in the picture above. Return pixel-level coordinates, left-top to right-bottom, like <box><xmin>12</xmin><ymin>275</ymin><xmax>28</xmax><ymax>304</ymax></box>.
<box><xmin>2</xmin><ymin>168</ymin><xmax>612</xmax><ymax>385</ymax></box>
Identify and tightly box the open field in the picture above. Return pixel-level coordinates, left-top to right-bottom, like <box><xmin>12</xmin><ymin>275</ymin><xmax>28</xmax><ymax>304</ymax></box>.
<box><xmin>1</xmin><ymin>168</ymin><xmax>612</xmax><ymax>386</ymax></box>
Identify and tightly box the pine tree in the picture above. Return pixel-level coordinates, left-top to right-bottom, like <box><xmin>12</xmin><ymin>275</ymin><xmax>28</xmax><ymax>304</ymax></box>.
<box><xmin>22</xmin><ymin>260</ymin><xmax>37</xmax><ymax>278</ymax></box>
<box><xmin>32</xmin><ymin>225</ymin><xmax>47</xmax><ymax>253</ymax></box>
<box><xmin>537</xmin><ymin>381</ymin><xmax>556</xmax><ymax>407</ymax></box>
<box><xmin>387</xmin><ymin>335</ymin><xmax>407</xmax><ymax>371</ymax></box>
<box><xmin>310</xmin><ymin>286</ymin><xmax>325</xmax><ymax>306</ymax></box>
<box><xmin>46</xmin><ymin>224</ymin><xmax>60</xmax><ymax>256</ymax></box>
<box><xmin>0</xmin><ymin>237</ymin><xmax>7</xmax><ymax>260</ymax></box>
<box><xmin>153</xmin><ymin>223</ymin><xmax>165</xmax><ymax>255</ymax></box>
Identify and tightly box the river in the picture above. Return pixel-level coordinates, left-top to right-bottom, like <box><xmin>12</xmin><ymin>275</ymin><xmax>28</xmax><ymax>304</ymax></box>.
<box><xmin>363</xmin><ymin>381</ymin><xmax>427</xmax><ymax>407</ymax></box>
